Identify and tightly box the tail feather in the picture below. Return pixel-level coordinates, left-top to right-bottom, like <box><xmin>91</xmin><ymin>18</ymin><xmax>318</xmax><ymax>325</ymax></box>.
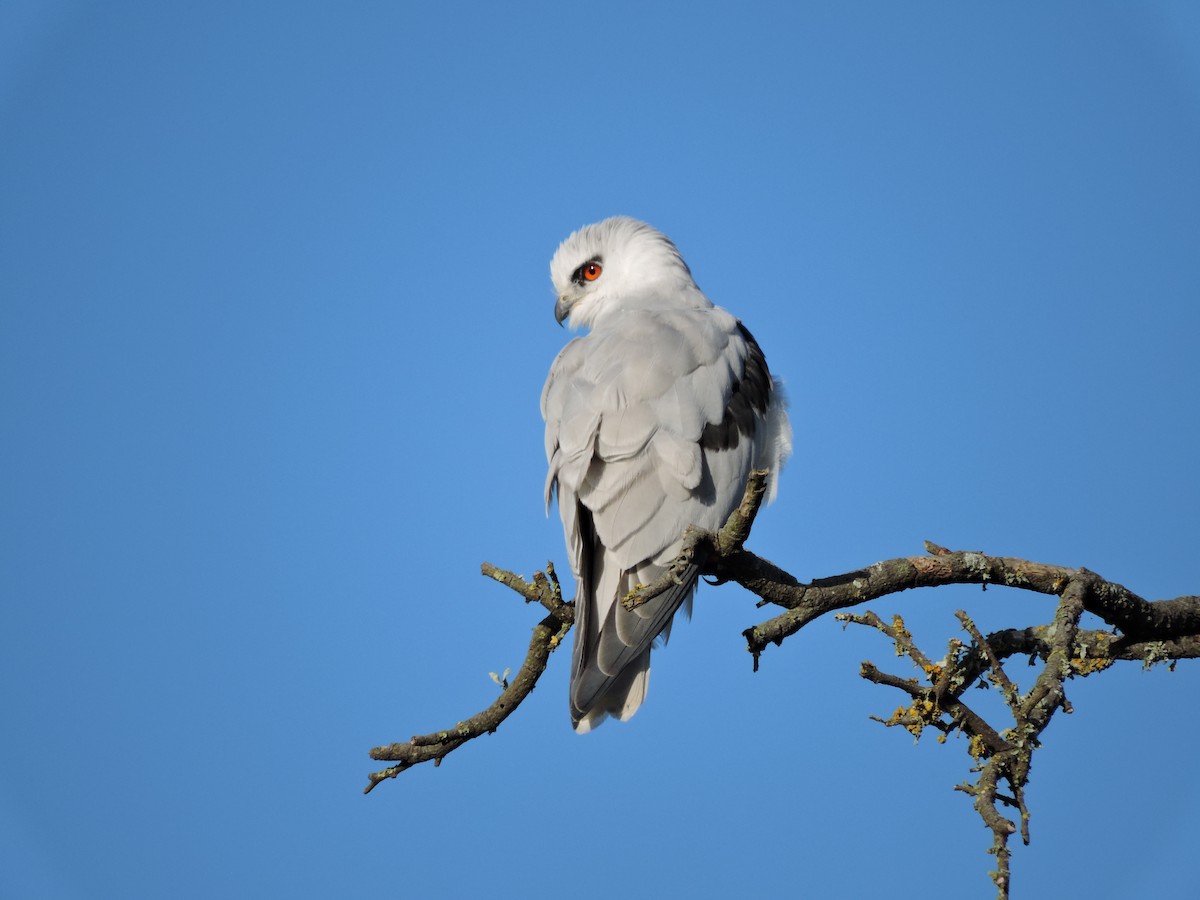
<box><xmin>572</xmin><ymin>650</ymin><xmax>650</xmax><ymax>734</ymax></box>
<box><xmin>569</xmin><ymin>554</ymin><xmax>699</xmax><ymax>731</ymax></box>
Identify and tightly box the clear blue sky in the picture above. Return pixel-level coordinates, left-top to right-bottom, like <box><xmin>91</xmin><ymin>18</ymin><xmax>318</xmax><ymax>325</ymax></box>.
<box><xmin>3</xmin><ymin>3</ymin><xmax>1198</xmax><ymax>897</ymax></box>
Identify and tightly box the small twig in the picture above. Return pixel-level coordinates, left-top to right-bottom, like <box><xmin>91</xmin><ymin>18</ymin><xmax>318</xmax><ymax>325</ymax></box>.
<box><xmin>956</xmin><ymin>610</ymin><xmax>1020</xmax><ymax>711</ymax></box>
<box><xmin>620</xmin><ymin>531</ymin><xmax>703</xmax><ymax>611</ymax></box>
<box><xmin>480</xmin><ymin>561</ymin><xmax>572</xmax><ymax>620</ymax></box>
<box><xmin>713</xmin><ymin>469</ymin><xmax>768</xmax><ymax>556</ymax></box>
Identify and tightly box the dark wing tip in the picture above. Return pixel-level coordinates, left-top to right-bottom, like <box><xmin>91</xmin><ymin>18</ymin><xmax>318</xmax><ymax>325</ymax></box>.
<box><xmin>701</xmin><ymin>322</ymin><xmax>772</xmax><ymax>451</ymax></box>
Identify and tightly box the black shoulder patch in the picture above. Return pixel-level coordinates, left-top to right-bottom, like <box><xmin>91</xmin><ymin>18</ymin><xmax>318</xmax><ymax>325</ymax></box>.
<box><xmin>701</xmin><ymin>323</ymin><xmax>772</xmax><ymax>451</ymax></box>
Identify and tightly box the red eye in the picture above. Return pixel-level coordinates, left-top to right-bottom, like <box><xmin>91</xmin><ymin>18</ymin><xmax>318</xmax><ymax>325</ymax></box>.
<box><xmin>582</xmin><ymin>262</ymin><xmax>602</xmax><ymax>282</ymax></box>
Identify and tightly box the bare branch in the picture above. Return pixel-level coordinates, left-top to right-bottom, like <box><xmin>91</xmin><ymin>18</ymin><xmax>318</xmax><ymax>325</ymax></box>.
<box><xmin>363</xmin><ymin>565</ymin><xmax>571</xmax><ymax>793</ymax></box>
<box><xmin>956</xmin><ymin>610</ymin><xmax>1020</xmax><ymax>710</ymax></box>
<box><xmin>729</xmin><ymin>547</ymin><xmax>1200</xmax><ymax>666</ymax></box>
<box><xmin>365</xmin><ymin>470</ymin><xmax>1200</xmax><ymax>896</ymax></box>
<box><xmin>841</xmin><ymin>570</ymin><xmax>1171</xmax><ymax>899</ymax></box>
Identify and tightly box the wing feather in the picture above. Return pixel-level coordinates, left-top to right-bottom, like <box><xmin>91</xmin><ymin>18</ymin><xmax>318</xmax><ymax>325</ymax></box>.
<box><xmin>545</xmin><ymin>304</ymin><xmax>789</xmax><ymax>731</ymax></box>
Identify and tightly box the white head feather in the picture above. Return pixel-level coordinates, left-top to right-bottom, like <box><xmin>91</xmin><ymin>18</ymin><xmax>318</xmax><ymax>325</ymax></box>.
<box><xmin>550</xmin><ymin>217</ymin><xmax>711</xmax><ymax>329</ymax></box>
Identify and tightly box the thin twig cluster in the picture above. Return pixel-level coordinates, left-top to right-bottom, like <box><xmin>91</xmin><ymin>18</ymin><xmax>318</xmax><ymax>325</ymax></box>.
<box><xmin>835</xmin><ymin>571</ymin><xmax>1088</xmax><ymax>897</ymax></box>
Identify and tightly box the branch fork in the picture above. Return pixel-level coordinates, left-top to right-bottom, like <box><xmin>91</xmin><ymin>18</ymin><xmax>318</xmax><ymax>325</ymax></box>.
<box><xmin>365</xmin><ymin>468</ymin><xmax>1199</xmax><ymax>898</ymax></box>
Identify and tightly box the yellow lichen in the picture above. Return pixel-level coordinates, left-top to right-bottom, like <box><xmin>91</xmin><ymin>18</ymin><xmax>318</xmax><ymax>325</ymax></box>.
<box><xmin>890</xmin><ymin>614</ymin><xmax>912</xmax><ymax>656</ymax></box>
<box><xmin>880</xmin><ymin>696</ymin><xmax>942</xmax><ymax>741</ymax></box>
<box><xmin>1069</xmin><ymin>656</ymin><xmax>1113</xmax><ymax>676</ymax></box>
<box><xmin>968</xmin><ymin>733</ymin><xmax>988</xmax><ymax>761</ymax></box>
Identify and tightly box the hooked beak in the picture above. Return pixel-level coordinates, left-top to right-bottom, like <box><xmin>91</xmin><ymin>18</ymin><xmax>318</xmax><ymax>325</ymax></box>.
<box><xmin>554</xmin><ymin>294</ymin><xmax>574</xmax><ymax>327</ymax></box>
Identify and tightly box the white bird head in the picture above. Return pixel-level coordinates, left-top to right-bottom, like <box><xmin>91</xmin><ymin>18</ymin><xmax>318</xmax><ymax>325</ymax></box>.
<box><xmin>550</xmin><ymin>217</ymin><xmax>709</xmax><ymax>329</ymax></box>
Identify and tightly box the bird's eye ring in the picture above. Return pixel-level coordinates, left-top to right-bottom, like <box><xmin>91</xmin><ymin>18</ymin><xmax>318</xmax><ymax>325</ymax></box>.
<box><xmin>582</xmin><ymin>262</ymin><xmax>602</xmax><ymax>282</ymax></box>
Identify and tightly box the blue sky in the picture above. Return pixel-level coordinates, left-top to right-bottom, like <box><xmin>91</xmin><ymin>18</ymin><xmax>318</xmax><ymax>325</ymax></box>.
<box><xmin>3</xmin><ymin>2</ymin><xmax>1198</xmax><ymax>897</ymax></box>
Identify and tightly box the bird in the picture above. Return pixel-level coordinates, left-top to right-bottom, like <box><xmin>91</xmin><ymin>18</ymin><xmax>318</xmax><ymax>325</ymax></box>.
<box><xmin>541</xmin><ymin>216</ymin><xmax>792</xmax><ymax>732</ymax></box>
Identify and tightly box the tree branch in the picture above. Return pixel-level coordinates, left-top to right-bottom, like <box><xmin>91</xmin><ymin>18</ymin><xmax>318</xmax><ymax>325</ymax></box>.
<box><xmin>731</xmin><ymin>545</ymin><xmax>1200</xmax><ymax>668</ymax></box>
<box><xmin>366</xmin><ymin>470</ymin><xmax>1200</xmax><ymax>896</ymax></box>
<box><xmin>363</xmin><ymin>564</ymin><xmax>571</xmax><ymax>793</ymax></box>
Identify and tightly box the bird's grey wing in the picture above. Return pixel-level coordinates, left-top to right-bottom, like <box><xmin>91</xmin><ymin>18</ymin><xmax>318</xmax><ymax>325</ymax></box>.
<box><xmin>545</xmin><ymin>308</ymin><xmax>771</xmax><ymax>729</ymax></box>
